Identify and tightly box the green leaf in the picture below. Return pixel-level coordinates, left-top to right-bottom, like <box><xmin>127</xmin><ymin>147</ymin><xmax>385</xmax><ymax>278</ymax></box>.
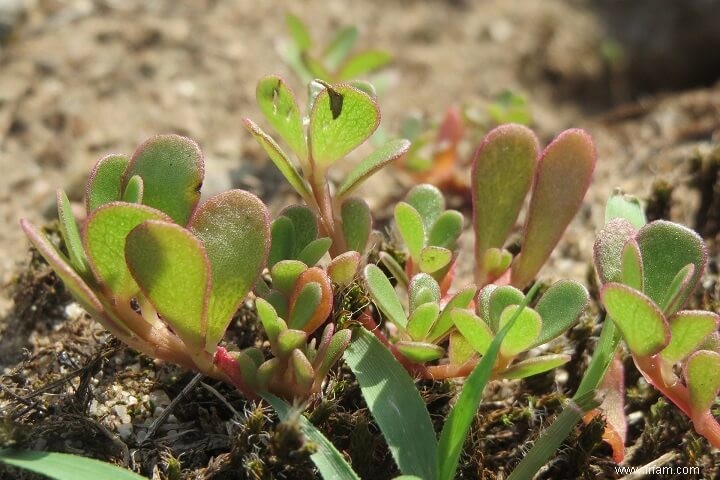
<box><xmin>593</xmin><ymin>218</ymin><xmax>638</xmax><ymax>284</ymax></box>
<box><xmin>297</xmin><ymin>237</ymin><xmax>332</xmax><ymax>266</ymax></box>
<box><xmin>56</xmin><ymin>189</ymin><xmax>89</xmax><ymax>278</ymax></box>
<box><xmin>0</xmin><ymin>449</ymin><xmax>147</xmax><ymax>480</ymax></box>
<box><xmin>405</xmin><ymin>184</ymin><xmax>444</xmax><ymax>232</ymax></box>
<box><xmin>266</xmin><ymin>290</ymin><xmax>289</xmax><ymax>320</ymax></box>
<box><xmin>662</xmin><ymin>311</ymin><xmax>719</xmax><ymax>364</ymax></box>
<box><xmin>288</xmin><ymin>282</ymin><xmax>322</xmax><ymax>330</ymax></box>
<box><xmin>483</xmin><ymin>248</ymin><xmax>513</xmax><ymax>279</ymax></box>
<box><xmin>126</xmin><ymin>220</ymin><xmax>210</xmax><ymax>350</ymax></box>
<box><xmin>636</xmin><ymin>220</ymin><xmax>706</xmax><ymax>312</ymax></box>
<box><xmin>428</xmin><ymin>285</ymin><xmax>477</xmax><ymax>342</ymax></box>
<box><xmin>499</xmin><ymin>305</ymin><xmax>542</xmax><ymax>357</ymax></box>
<box><xmin>395</xmin><ymin>202</ymin><xmax>425</xmax><ymax>262</ymax></box>
<box><xmin>409</xmin><ymin>273</ymin><xmax>440</xmax><ymax>312</ymax></box>
<box><xmin>256</xmin><ymin>298</ymin><xmax>285</xmax><ymax>345</ymax></box>
<box><xmin>277</xmin><ymin>329</ymin><xmax>308</xmax><ymax>357</ymax></box>
<box><xmin>512</xmin><ymin>129</ymin><xmax>595</xmax><ymax>288</ymax></box>
<box><xmin>309</xmin><ymin>83</ymin><xmax>380</xmax><ymax>166</ymax></box>
<box><xmin>256</xmin><ymin>75</ymin><xmax>308</xmax><ymax>160</ymax></box>
<box><xmin>659</xmin><ymin>264</ymin><xmax>694</xmax><ymax>316</ymax></box>
<box><xmin>620</xmin><ymin>239</ymin><xmax>643</xmax><ymax>290</ymax></box>
<box><xmin>189</xmin><ymin>190</ymin><xmax>270</xmax><ymax>350</ymax></box>
<box><xmin>289</xmin><ymin>267</ymin><xmax>333</xmax><ymax>334</ymax></box>
<box><xmin>291</xmin><ymin>349</ymin><xmax>315</xmax><ymax>390</ymax></box>
<box><xmin>341</xmin><ymin>197</ymin><xmax>372</xmax><ymax>253</ymax></box>
<box><xmin>123</xmin><ymin>135</ymin><xmax>204</xmax><ymax>225</ymax></box>
<box><xmin>428</xmin><ymin>210</ymin><xmax>463</xmax><ymax>249</ymax></box>
<box><xmin>344</xmin><ymin>329</ymin><xmax>438</xmax><ymax>479</ymax></box>
<box><xmin>451</xmin><ymin>309</ymin><xmax>493</xmax><ymax>355</ymax></box>
<box><xmin>532</xmin><ymin>280</ymin><xmax>588</xmax><ymax>347</ymax></box>
<box><xmin>269</xmin><ymin>216</ymin><xmax>295</xmax><ymax>268</ymax></box>
<box><xmin>84</xmin><ymin>202</ymin><xmax>171</xmax><ymax>299</ymax></box>
<box><xmin>327</xmin><ymin>251</ymin><xmax>361</xmax><ymax>286</ymax></box>
<box><xmin>488</xmin><ymin>285</ymin><xmax>525</xmax><ymax>332</ymax></box>
<box><xmin>365</xmin><ymin>264</ymin><xmax>407</xmax><ymax>328</ymax></box>
<box><xmin>121</xmin><ymin>175</ymin><xmax>143</xmax><ymax>203</ymax></box>
<box><xmin>316</xmin><ymin>328</ymin><xmax>352</xmax><ymax>378</ymax></box>
<box><xmin>243</xmin><ymin>119</ymin><xmax>312</xmax><ymax>199</ymax></box>
<box><xmin>448</xmin><ymin>331</ymin><xmax>475</xmax><ymax>365</ymax></box>
<box><xmin>472</xmin><ymin>125</ymin><xmax>538</xmax><ymax>284</ymax></box>
<box><xmin>605</xmin><ymin>190</ymin><xmax>646</xmax><ymax>229</ymax></box>
<box><xmin>286</xmin><ymin>14</ymin><xmax>311</xmax><ymax>51</ymax></box>
<box><xmin>339</xmin><ymin>50</ymin><xmax>393</xmax><ymax>80</ymax></box>
<box><xmin>85</xmin><ymin>153</ymin><xmax>129</xmax><ymax>212</ymax></box>
<box><xmin>323</xmin><ymin>26</ymin><xmax>358</xmax><ymax>71</ymax></box>
<box><xmin>396</xmin><ymin>341</ymin><xmax>444</xmax><ymax>363</ymax></box>
<box><xmin>685</xmin><ymin>350</ymin><xmax>720</xmax><ymax>413</ymax></box>
<box><xmin>337</xmin><ymin>139</ymin><xmax>410</xmax><ymax>197</ymax></box>
<box><xmin>601</xmin><ymin>283</ymin><xmax>670</xmax><ymax>356</ymax></box>
<box><xmin>438</xmin><ymin>283</ymin><xmax>540</xmax><ymax>480</ymax></box>
<box><xmin>419</xmin><ymin>246</ymin><xmax>452</xmax><ymax>274</ymax></box>
<box><xmin>500</xmin><ymin>354</ymin><xmax>571</xmax><ymax>379</ymax></box>
<box><xmin>261</xmin><ymin>393</ymin><xmax>361</xmax><ymax>480</ymax></box>
<box><xmin>379</xmin><ymin>251</ymin><xmax>409</xmax><ymax>288</ymax></box>
<box><xmin>282</xmin><ymin>205</ymin><xmax>319</xmax><ymax>255</ymax></box>
<box><xmin>407</xmin><ymin>302</ymin><xmax>440</xmax><ymax>340</ymax></box>
<box><xmin>271</xmin><ymin>260</ymin><xmax>307</xmax><ymax>297</ymax></box>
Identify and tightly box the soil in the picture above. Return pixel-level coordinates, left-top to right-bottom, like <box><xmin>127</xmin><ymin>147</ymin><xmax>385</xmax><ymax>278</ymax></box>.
<box><xmin>1</xmin><ymin>1</ymin><xmax>720</xmax><ymax>479</ymax></box>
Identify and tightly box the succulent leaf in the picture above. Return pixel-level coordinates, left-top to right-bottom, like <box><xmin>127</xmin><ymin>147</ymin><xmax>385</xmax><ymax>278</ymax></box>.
<box><xmin>277</xmin><ymin>329</ymin><xmax>308</xmax><ymax>357</ymax></box>
<box><xmin>604</xmin><ymin>190</ymin><xmax>646</xmax><ymax>229</ymax></box>
<box><xmin>256</xmin><ymin>298</ymin><xmax>286</xmax><ymax>345</ymax></box>
<box><xmin>271</xmin><ymin>260</ymin><xmax>308</xmax><ymax>297</ymax></box>
<box><xmin>428</xmin><ymin>285</ymin><xmax>477</xmax><ymax>341</ymax></box>
<box><xmin>365</xmin><ymin>264</ymin><xmax>407</xmax><ymax>328</ymax></box>
<box><xmin>685</xmin><ymin>350</ymin><xmax>720</xmax><ymax>414</ymax></box>
<box><xmin>532</xmin><ymin>280</ymin><xmax>588</xmax><ymax>347</ymax></box>
<box><xmin>499</xmin><ymin>305</ymin><xmax>542</xmax><ymax>357</ymax></box>
<box><xmin>56</xmin><ymin>189</ymin><xmax>90</xmax><ymax>277</ymax></box>
<box><xmin>395</xmin><ymin>202</ymin><xmax>425</xmax><ymax>262</ymax></box>
<box><xmin>327</xmin><ymin>251</ymin><xmax>361</xmax><ymax>286</ymax></box>
<box><xmin>281</xmin><ymin>205</ymin><xmax>320</xmax><ymax>256</ymax></box>
<box><xmin>620</xmin><ymin>239</ymin><xmax>643</xmax><ymax>290</ymax></box>
<box><xmin>396</xmin><ymin>341</ymin><xmax>444</xmax><ymax>363</ymax></box>
<box><xmin>428</xmin><ymin>210</ymin><xmax>463</xmax><ymax>249</ymax></box>
<box><xmin>269</xmin><ymin>216</ymin><xmax>295</xmax><ymax>267</ymax></box>
<box><xmin>593</xmin><ymin>218</ymin><xmax>637</xmax><ymax>284</ymax></box>
<box><xmin>122</xmin><ymin>175</ymin><xmax>144</xmax><ymax>203</ymax></box>
<box><xmin>256</xmin><ymin>75</ymin><xmax>308</xmax><ymax>160</ymax></box>
<box><xmin>297</xmin><ymin>237</ymin><xmax>332</xmax><ymax>266</ymax></box>
<box><xmin>419</xmin><ymin>246</ymin><xmax>453</xmax><ymax>274</ymax></box>
<box><xmin>448</xmin><ymin>331</ymin><xmax>475</xmax><ymax>365</ymax></box>
<box><xmin>379</xmin><ymin>251</ymin><xmax>409</xmax><ymax>287</ymax></box>
<box><xmin>407</xmin><ymin>303</ymin><xmax>440</xmax><ymax>341</ymax></box>
<box><xmin>409</xmin><ymin>273</ymin><xmax>441</xmax><ymax>312</ymax></box>
<box><xmin>337</xmin><ymin>139</ymin><xmax>410</xmax><ymax>197</ymax></box>
<box><xmin>85</xmin><ymin>153</ymin><xmax>129</xmax><ymax>212</ymax></box>
<box><xmin>451</xmin><ymin>309</ymin><xmax>493</xmax><ymax>355</ymax></box>
<box><xmin>660</xmin><ymin>264</ymin><xmax>695</xmax><ymax>315</ymax></box>
<box><xmin>288</xmin><ymin>282</ymin><xmax>322</xmax><ymax>330</ymax></box>
<box><xmin>662</xmin><ymin>311</ymin><xmax>719</xmax><ymax>364</ymax></box>
<box><xmin>405</xmin><ymin>184</ymin><xmax>445</xmax><ymax>232</ymax></box>
<box><xmin>289</xmin><ymin>267</ymin><xmax>333</xmax><ymax>334</ymax></box>
<box><xmin>500</xmin><ymin>354</ymin><xmax>571</xmax><ymax>380</ymax></box>
<box><xmin>338</xmin><ymin>50</ymin><xmax>393</xmax><ymax>80</ymax></box>
<box><xmin>488</xmin><ymin>285</ymin><xmax>525</xmax><ymax>332</ymax></box>
<box><xmin>291</xmin><ymin>349</ymin><xmax>315</xmax><ymax>391</ymax></box>
<box><xmin>341</xmin><ymin>197</ymin><xmax>372</xmax><ymax>253</ymax></box>
<box><xmin>317</xmin><ymin>328</ymin><xmax>352</xmax><ymax>378</ymax></box>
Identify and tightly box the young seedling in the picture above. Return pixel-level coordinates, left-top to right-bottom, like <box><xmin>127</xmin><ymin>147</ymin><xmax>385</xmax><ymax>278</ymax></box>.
<box><xmin>243</xmin><ymin>75</ymin><xmax>409</xmax><ymax>257</ymax></box>
<box><xmin>595</xmin><ymin>216</ymin><xmax>720</xmax><ymax>447</ymax></box>
<box><xmin>21</xmin><ymin>135</ymin><xmax>270</xmax><ymax>392</ymax></box>
<box><xmin>281</xmin><ymin>13</ymin><xmax>392</xmax><ymax>84</ymax></box>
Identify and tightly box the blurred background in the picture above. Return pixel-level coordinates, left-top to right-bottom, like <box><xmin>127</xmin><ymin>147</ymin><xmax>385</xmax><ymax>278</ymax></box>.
<box><xmin>2</xmin><ymin>0</ymin><xmax>720</xmax><ymax>302</ymax></box>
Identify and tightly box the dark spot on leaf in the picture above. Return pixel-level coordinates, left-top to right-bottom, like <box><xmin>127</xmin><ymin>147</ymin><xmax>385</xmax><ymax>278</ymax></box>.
<box><xmin>195</xmin><ymin>181</ymin><xmax>203</xmax><ymax>193</ymax></box>
<box><xmin>327</xmin><ymin>87</ymin><xmax>344</xmax><ymax>120</ymax></box>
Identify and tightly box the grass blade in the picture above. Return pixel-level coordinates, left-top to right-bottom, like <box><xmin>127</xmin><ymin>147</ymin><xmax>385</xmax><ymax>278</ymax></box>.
<box><xmin>0</xmin><ymin>449</ymin><xmax>146</xmax><ymax>480</ymax></box>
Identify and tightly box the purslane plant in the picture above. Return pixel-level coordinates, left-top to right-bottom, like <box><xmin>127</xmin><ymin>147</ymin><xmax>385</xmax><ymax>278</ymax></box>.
<box><xmin>595</xmin><ymin>216</ymin><xmax>720</xmax><ymax>447</ymax></box>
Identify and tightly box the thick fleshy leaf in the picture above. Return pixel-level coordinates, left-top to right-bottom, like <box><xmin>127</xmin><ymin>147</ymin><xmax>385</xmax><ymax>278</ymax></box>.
<box><xmin>256</xmin><ymin>75</ymin><xmax>308</xmax><ymax>159</ymax></box>
<box><xmin>685</xmin><ymin>350</ymin><xmax>720</xmax><ymax>413</ymax></box>
<box><xmin>56</xmin><ymin>189</ymin><xmax>89</xmax><ymax>277</ymax></box>
<box><xmin>379</xmin><ymin>251</ymin><xmax>409</xmax><ymax>287</ymax></box>
<box><xmin>472</xmin><ymin>125</ymin><xmax>538</xmax><ymax>284</ymax></box>
<box><xmin>122</xmin><ymin>175</ymin><xmax>143</xmax><ymax>203</ymax></box>
<box><xmin>123</xmin><ymin>135</ymin><xmax>204</xmax><ymax>225</ymax></box>
<box><xmin>288</xmin><ymin>282</ymin><xmax>322</xmax><ymax>330</ymax></box>
<box><xmin>289</xmin><ymin>267</ymin><xmax>333</xmax><ymax>334</ymax></box>
<box><xmin>488</xmin><ymin>285</ymin><xmax>524</xmax><ymax>332</ymax></box>
<box><xmin>396</xmin><ymin>341</ymin><xmax>444</xmax><ymax>363</ymax></box>
<box><xmin>189</xmin><ymin>190</ymin><xmax>270</xmax><ymax>349</ymax></box>
<box><xmin>291</xmin><ymin>349</ymin><xmax>315</xmax><ymax>391</ymax></box>
<box><xmin>451</xmin><ymin>309</ymin><xmax>493</xmax><ymax>355</ymax></box>
<box><xmin>84</xmin><ymin>202</ymin><xmax>171</xmax><ymax>299</ymax></box>
<box><xmin>660</xmin><ymin>264</ymin><xmax>695</xmax><ymax>315</ymax></box>
<box><xmin>636</xmin><ymin>220</ymin><xmax>706</xmax><ymax>312</ymax></box>
<box><xmin>316</xmin><ymin>328</ymin><xmax>352</xmax><ymax>378</ymax></box>
<box><xmin>476</xmin><ymin>284</ymin><xmax>496</xmax><ymax>322</ymax></box>
<box><xmin>662</xmin><ymin>311</ymin><xmax>719</xmax><ymax>364</ymax></box>
<box><xmin>309</xmin><ymin>83</ymin><xmax>380</xmax><ymax>166</ymax></box>
<box><xmin>512</xmin><ymin>129</ymin><xmax>595</xmax><ymax>288</ymax></box>
<box><xmin>85</xmin><ymin>153</ymin><xmax>129</xmax><ymax>212</ymax></box>
<box><xmin>256</xmin><ymin>358</ymin><xmax>279</xmax><ymax>389</ymax></box>
<box><xmin>395</xmin><ymin>202</ymin><xmax>425</xmax><ymax>262</ymax></box>
<box><xmin>500</xmin><ymin>354</ymin><xmax>571</xmax><ymax>379</ymax></box>
<box><xmin>601</xmin><ymin>283</ymin><xmax>670</xmax><ymax>356</ymax></box>
<box><xmin>277</xmin><ymin>329</ymin><xmax>308</xmax><ymax>357</ymax></box>
<box><xmin>593</xmin><ymin>218</ymin><xmax>637</xmax><ymax>284</ymax></box>
<box><xmin>243</xmin><ymin>119</ymin><xmax>312</xmax><ymax>199</ymax></box>
<box><xmin>407</xmin><ymin>302</ymin><xmax>440</xmax><ymax>341</ymax></box>
<box><xmin>337</xmin><ymin>139</ymin><xmax>410</xmax><ymax>197</ymax></box>
<box><xmin>339</xmin><ymin>49</ymin><xmax>393</xmax><ymax>80</ymax></box>
<box><xmin>269</xmin><ymin>216</ymin><xmax>295</xmax><ymax>267</ymax></box>
<box><xmin>126</xmin><ymin>221</ymin><xmax>210</xmax><ymax>350</ymax></box>
<box><xmin>324</xmin><ymin>26</ymin><xmax>358</xmax><ymax>70</ymax></box>
<box><xmin>483</xmin><ymin>248</ymin><xmax>513</xmax><ymax>280</ymax></box>
<box><xmin>271</xmin><ymin>260</ymin><xmax>308</xmax><ymax>297</ymax></box>
<box><xmin>419</xmin><ymin>246</ymin><xmax>453</xmax><ymax>274</ymax></box>
<box><xmin>266</xmin><ymin>289</ymin><xmax>289</xmax><ymax>320</ymax></box>
<box><xmin>286</xmin><ymin>13</ymin><xmax>311</xmax><ymax>50</ymax></box>
<box><xmin>256</xmin><ymin>298</ymin><xmax>286</xmax><ymax>345</ymax></box>
<box><xmin>297</xmin><ymin>237</ymin><xmax>332</xmax><ymax>266</ymax></box>
<box><xmin>532</xmin><ymin>280</ymin><xmax>588</xmax><ymax>347</ymax></box>
<box><xmin>620</xmin><ymin>239</ymin><xmax>643</xmax><ymax>290</ymax></box>
<box><xmin>327</xmin><ymin>251</ymin><xmax>361</xmax><ymax>286</ymax></box>
<box><xmin>604</xmin><ymin>190</ymin><xmax>646</xmax><ymax>229</ymax></box>
<box><xmin>448</xmin><ymin>331</ymin><xmax>475</xmax><ymax>365</ymax></box>
<box><xmin>281</xmin><ymin>205</ymin><xmax>319</xmax><ymax>255</ymax></box>
<box><xmin>409</xmin><ymin>273</ymin><xmax>440</xmax><ymax>312</ymax></box>
<box><xmin>499</xmin><ymin>305</ymin><xmax>542</xmax><ymax>357</ymax></box>
<box><xmin>405</xmin><ymin>184</ymin><xmax>444</xmax><ymax>232</ymax></box>
<box><xmin>341</xmin><ymin>197</ymin><xmax>372</xmax><ymax>253</ymax></box>
<box><xmin>365</xmin><ymin>264</ymin><xmax>407</xmax><ymax>328</ymax></box>
<box><xmin>428</xmin><ymin>210</ymin><xmax>463</xmax><ymax>249</ymax></box>
<box><xmin>428</xmin><ymin>285</ymin><xmax>477</xmax><ymax>341</ymax></box>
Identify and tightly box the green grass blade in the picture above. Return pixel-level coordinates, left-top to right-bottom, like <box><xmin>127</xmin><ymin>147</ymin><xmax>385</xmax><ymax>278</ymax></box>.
<box><xmin>0</xmin><ymin>449</ymin><xmax>146</xmax><ymax>480</ymax></box>
<box><xmin>260</xmin><ymin>393</ymin><xmax>360</xmax><ymax>480</ymax></box>
<box><xmin>438</xmin><ymin>283</ymin><xmax>540</xmax><ymax>480</ymax></box>
<box><xmin>344</xmin><ymin>328</ymin><xmax>438</xmax><ymax>479</ymax></box>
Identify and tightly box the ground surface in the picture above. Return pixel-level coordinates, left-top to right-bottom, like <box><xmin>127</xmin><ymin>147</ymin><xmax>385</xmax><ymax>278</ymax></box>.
<box><xmin>1</xmin><ymin>1</ymin><xmax>720</xmax><ymax>479</ymax></box>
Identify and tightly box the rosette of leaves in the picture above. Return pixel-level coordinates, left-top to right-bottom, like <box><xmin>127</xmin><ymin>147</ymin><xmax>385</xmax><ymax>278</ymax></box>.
<box><xmin>217</xmin><ymin>253</ymin><xmax>351</xmax><ymax>399</ymax></box>
<box><xmin>472</xmin><ymin>125</ymin><xmax>595</xmax><ymax>288</ymax></box>
<box><xmin>20</xmin><ymin>135</ymin><xmax>270</xmax><ymax>386</ymax></box>
<box><xmin>243</xmin><ymin>75</ymin><xmax>409</xmax><ymax>256</ymax></box>
<box><xmin>364</xmin><ymin>264</ymin><xmax>588</xmax><ymax>379</ymax></box>
<box><xmin>389</xmin><ymin>184</ymin><xmax>463</xmax><ymax>292</ymax></box>
<box><xmin>595</xmin><ymin>217</ymin><xmax>720</xmax><ymax>447</ymax></box>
